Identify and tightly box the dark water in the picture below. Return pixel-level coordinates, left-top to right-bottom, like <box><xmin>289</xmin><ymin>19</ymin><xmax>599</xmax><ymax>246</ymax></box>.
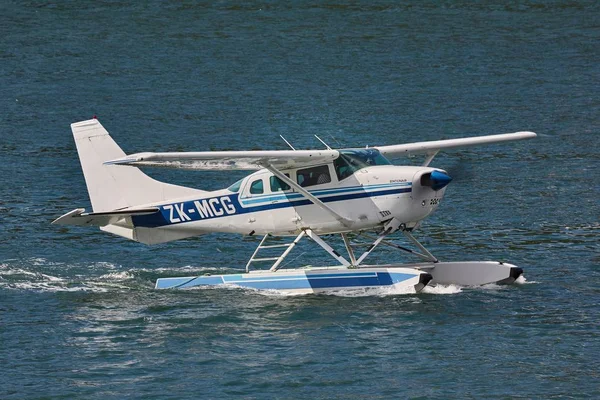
<box><xmin>1</xmin><ymin>1</ymin><xmax>599</xmax><ymax>398</ymax></box>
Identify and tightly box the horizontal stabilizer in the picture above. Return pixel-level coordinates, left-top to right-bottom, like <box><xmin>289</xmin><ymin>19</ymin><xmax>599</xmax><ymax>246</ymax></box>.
<box><xmin>375</xmin><ymin>131</ymin><xmax>537</xmax><ymax>156</ymax></box>
<box><xmin>52</xmin><ymin>207</ymin><xmax>160</xmax><ymax>227</ymax></box>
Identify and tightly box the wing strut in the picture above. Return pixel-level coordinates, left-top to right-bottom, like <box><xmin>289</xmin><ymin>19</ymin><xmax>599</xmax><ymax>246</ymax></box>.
<box><xmin>263</xmin><ymin>163</ymin><xmax>353</xmax><ymax>228</ymax></box>
<box><xmin>422</xmin><ymin>151</ymin><xmax>439</xmax><ymax>167</ymax></box>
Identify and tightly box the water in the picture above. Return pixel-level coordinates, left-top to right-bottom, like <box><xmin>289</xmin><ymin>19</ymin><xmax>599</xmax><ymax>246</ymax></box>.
<box><xmin>1</xmin><ymin>1</ymin><xmax>599</xmax><ymax>398</ymax></box>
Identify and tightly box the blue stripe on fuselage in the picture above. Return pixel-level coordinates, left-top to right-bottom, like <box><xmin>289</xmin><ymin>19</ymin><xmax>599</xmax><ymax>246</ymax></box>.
<box><xmin>132</xmin><ymin>186</ymin><xmax>411</xmax><ymax>228</ymax></box>
<box><xmin>239</xmin><ymin>183</ymin><xmax>409</xmax><ymax>205</ymax></box>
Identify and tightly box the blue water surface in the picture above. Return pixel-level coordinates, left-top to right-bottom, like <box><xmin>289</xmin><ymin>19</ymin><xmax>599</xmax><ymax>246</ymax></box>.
<box><xmin>1</xmin><ymin>1</ymin><xmax>599</xmax><ymax>398</ymax></box>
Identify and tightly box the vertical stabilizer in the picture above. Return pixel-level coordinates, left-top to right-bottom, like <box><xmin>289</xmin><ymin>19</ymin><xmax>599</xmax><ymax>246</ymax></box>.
<box><xmin>71</xmin><ymin>119</ymin><xmax>204</xmax><ymax>212</ymax></box>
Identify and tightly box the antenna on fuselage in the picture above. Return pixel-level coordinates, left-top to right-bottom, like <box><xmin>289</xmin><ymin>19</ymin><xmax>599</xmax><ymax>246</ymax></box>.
<box><xmin>279</xmin><ymin>135</ymin><xmax>296</xmax><ymax>150</ymax></box>
<box><xmin>329</xmin><ymin>134</ymin><xmax>343</xmax><ymax>148</ymax></box>
<box><xmin>314</xmin><ymin>135</ymin><xmax>332</xmax><ymax>150</ymax></box>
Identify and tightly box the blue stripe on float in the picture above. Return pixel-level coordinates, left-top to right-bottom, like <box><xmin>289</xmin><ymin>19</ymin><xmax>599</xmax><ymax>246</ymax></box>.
<box><xmin>305</xmin><ymin>272</ymin><xmax>378</xmax><ymax>278</ymax></box>
<box><xmin>156</xmin><ymin>271</ymin><xmax>418</xmax><ymax>290</ymax></box>
<box><xmin>388</xmin><ymin>273</ymin><xmax>415</xmax><ymax>283</ymax></box>
<box><xmin>223</xmin><ymin>274</ymin><xmax>311</xmax><ymax>289</ymax></box>
<box><xmin>223</xmin><ymin>274</ymin><xmax>307</xmax><ymax>282</ymax></box>
<box><xmin>307</xmin><ymin>272</ymin><xmax>414</xmax><ymax>289</ymax></box>
<box><xmin>232</xmin><ymin>279</ymin><xmax>312</xmax><ymax>290</ymax></box>
<box><xmin>155</xmin><ymin>275</ymin><xmax>225</xmax><ymax>289</ymax></box>
<box><xmin>308</xmin><ymin>276</ymin><xmax>380</xmax><ymax>288</ymax></box>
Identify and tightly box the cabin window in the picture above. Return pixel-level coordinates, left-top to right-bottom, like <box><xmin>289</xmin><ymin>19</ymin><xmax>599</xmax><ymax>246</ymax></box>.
<box><xmin>250</xmin><ymin>179</ymin><xmax>264</xmax><ymax>194</ymax></box>
<box><xmin>296</xmin><ymin>165</ymin><xmax>331</xmax><ymax>187</ymax></box>
<box><xmin>333</xmin><ymin>156</ymin><xmax>356</xmax><ymax>181</ymax></box>
<box><xmin>270</xmin><ymin>175</ymin><xmax>290</xmax><ymax>192</ymax></box>
<box><xmin>227</xmin><ymin>178</ymin><xmax>243</xmax><ymax>193</ymax></box>
<box><xmin>334</xmin><ymin>148</ymin><xmax>391</xmax><ymax>181</ymax></box>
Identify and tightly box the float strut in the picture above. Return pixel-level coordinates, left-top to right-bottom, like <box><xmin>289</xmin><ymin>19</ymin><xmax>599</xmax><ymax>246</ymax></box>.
<box><xmin>402</xmin><ymin>230</ymin><xmax>438</xmax><ymax>263</ymax></box>
<box><xmin>305</xmin><ymin>229</ymin><xmax>351</xmax><ymax>267</ymax></box>
<box><xmin>341</xmin><ymin>233</ymin><xmax>357</xmax><ymax>266</ymax></box>
<box><xmin>355</xmin><ymin>233</ymin><xmax>389</xmax><ymax>266</ymax></box>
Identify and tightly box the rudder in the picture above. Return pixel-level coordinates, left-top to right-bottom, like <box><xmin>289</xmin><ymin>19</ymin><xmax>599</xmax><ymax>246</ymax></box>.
<box><xmin>71</xmin><ymin>119</ymin><xmax>204</xmax><ymax>212</ymax></box>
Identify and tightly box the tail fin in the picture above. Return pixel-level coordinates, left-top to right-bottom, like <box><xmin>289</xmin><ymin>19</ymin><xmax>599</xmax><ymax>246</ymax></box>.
<box><xmin>72</xmin><ymin>119</ymin><xmax>204</xmax><ymax>212</ymax></box>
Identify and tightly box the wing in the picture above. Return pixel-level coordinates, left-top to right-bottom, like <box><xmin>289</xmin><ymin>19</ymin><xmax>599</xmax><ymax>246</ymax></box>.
<box><xmin>374</xmin><ymin>131</ymin><xmax>537</xmax><ymax>156</ymax></box>
<box><xmin>103</xmin><ymin>131</ymin><xmax>535</xmax><ymax>170</ymax></box>
<box><xmin>104</xmin><ymin>150</ymin><xmax>339</xmax><ymax>171</ymax></box>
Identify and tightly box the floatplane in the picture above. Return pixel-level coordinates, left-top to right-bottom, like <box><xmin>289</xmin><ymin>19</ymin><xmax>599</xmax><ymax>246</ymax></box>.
<box><xmin>53</xmin><ymin>119</ymin><xmax>536</xmax><ymax>294</ymax></box>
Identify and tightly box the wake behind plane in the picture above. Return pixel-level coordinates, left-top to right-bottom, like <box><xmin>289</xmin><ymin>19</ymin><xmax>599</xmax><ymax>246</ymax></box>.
<box><xmin>54</xmin><ymin>119</ymin><xmax>536</xmax><ymax>294</ymax></box>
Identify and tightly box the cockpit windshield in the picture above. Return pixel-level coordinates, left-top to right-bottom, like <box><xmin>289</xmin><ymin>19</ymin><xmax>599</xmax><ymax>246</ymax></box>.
<box><xmin>333</xmin><ymin>148</ymin><xmax>391</xmax><ymax>181</ymax></box>
<box><xmin>227</xmin><ymin>178</ymin><xmax>244</xmax><ymax>192</ymax></box>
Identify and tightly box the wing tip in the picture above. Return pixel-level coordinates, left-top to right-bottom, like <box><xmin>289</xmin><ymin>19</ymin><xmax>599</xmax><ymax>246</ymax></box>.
<box><xmin>513</xmin><ymin>131</ymin><xmax>537</xmax><ymax>138</ymax></box>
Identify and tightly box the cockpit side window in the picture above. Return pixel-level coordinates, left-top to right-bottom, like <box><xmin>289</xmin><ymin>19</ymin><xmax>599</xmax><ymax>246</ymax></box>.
<box><xmin>250</xmin><ymin>179</ymin><xmax>264</xmax><ymax>194</ymax></box>
<box><xmin>333</xmin><ymin>156</ymin><xmax>355</xmax><ymax>181</ymax></box>
<box><xmin>270</xmin><ymin>175</ymin><xmax>291</xmax><ymax>192</ymax></box>
<box><xmin>334</xmin><ymin>149</ymin><xmax>391</xmax><ymax>181</ymax></box>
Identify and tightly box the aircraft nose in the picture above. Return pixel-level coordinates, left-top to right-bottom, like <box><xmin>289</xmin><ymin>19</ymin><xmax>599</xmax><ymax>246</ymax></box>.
<box><xmin>421</xmin><ymin>170</ymin><xmax>452</xmax><ymax>191</ymax></box>
<box><xmin>430</xmin><ymin>170</ymin><xmax>452</xmax><ymax>190</ymax></box>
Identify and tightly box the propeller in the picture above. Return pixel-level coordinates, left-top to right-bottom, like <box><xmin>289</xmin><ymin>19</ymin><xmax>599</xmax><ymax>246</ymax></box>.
<box><xmin>444</xmin><ymin>159</ymin><xmax>474</xmax><ymax>182</ymax></box>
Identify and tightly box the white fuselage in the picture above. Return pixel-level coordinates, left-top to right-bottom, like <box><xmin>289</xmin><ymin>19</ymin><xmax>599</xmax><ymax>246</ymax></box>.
<box><xmin>118</xmin><ymin>163</ymin><xmax>449</xmax><ymax>244</ymax></box>
<box><xmin>54</xmin><ymin>119</ymin><xmax>533</xmax><ymax>290</ymax></box>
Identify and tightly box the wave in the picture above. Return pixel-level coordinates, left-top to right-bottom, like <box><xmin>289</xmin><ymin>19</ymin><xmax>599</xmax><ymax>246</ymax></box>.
<box><xmin>0</xmin><ymin>259</ymin><xmax>241</xmax><ymax>293</ymax></box>
<box><xmin>422</xmin><ymin>284</ymin><xmax>463</xmax><ymax>295</ymax></box>
<box><xmin>0</xmin><ymin>259</ymin><xmax>533</xmax><ymax>296</ymax></box>
<box><xmin>515</xmin><ymin>275</ymin><xmax>538</xmax><ymax>284</ymax></box>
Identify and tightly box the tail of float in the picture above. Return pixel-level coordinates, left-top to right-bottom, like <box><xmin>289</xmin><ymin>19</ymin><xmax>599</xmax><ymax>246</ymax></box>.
<box><xmin>53</xmin><ymin>119</ymin><xmax>205</xmax><ymax>244</ymax></box>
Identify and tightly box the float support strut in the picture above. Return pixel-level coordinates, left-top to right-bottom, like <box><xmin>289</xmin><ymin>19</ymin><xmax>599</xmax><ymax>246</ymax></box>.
<box><xmin>306</xmin><ymin>229</ymin><xmax>351</xmax><ymax>267</ymax></box>
<box><xmin>341</xmin><ymin>233</ymin><xmax>357</xmax><ymax>266</ymax></box>
<box><xmin>402</xmin><ymin>230</ymin><xmax>438</xmax><ymax>263</ymax></box>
